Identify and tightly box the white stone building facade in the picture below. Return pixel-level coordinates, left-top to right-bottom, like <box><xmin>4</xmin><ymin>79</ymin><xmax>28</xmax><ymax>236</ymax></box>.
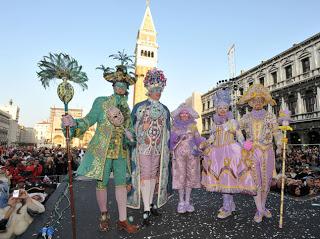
<box><xmin>201</xmin><ymin>32</ymin><xmax>320</xmax><ymax>144</ymax></box>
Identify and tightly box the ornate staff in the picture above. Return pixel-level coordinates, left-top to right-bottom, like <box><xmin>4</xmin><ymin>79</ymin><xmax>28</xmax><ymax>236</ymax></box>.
<box><xmin>278</xmin><ymin>109</ymin><xmax>293</xmax><ymax>229</ymax></box>
<box><xmin>37</xmin><ymin>53</ymin><xmax>89</xmax><ymax>239</ymax></box>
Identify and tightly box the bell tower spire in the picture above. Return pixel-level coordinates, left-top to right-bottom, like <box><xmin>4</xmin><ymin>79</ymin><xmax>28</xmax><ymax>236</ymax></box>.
<box><xmin>133</xmin><ymin>1</ymin><xmax>158</xmax><ymax>104</ymax></box>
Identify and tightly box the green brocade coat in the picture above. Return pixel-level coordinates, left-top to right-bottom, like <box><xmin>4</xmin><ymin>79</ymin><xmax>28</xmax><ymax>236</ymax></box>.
<box><xmin>69</xmin><ymin>94</ymin><xmax>133</xmax><ymax>181</ymax></box>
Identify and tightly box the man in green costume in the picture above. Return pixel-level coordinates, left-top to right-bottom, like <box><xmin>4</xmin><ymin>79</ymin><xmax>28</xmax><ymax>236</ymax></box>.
<box><xmin>62</xmin><ymin>52</ymin><xmax>138</xmax><ymax>233</ymax></box>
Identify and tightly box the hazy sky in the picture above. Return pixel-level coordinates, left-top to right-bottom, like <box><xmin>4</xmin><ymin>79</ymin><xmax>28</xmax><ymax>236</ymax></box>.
<box><xmin>0</xmin><ymin>0</ymin><xmax>319</xmax><ymax>126</ymax></box>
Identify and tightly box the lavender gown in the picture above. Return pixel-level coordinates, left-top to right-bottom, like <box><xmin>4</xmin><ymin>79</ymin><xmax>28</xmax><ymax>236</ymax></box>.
<box><xmin>202</xmin><ymin>119</ymin><xmax>257</xmax><ymax>195</ymax></box>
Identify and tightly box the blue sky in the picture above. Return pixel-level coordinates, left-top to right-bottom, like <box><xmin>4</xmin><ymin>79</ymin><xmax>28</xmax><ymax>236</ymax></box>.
<box><xmin>0</xmin><ymin>0</ymin><xmax>319</xmax><ymax>126</ymax></box>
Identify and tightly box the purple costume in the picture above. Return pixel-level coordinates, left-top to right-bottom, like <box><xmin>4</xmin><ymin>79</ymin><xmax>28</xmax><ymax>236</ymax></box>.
<box><xmin>201</xmin><ymin>89</ymin><xmax>256</xmax><ymax>218</ymax></box>
<box><xmin>238</xmin><ymin>84</ymin><xmax>282</xmax><ymax>222</ymax></box>
<box><xmin>201</xmin><ymin>117</ymin><xmax>257</xmax><ymax>195</ymax></box>
<box><xmin>239</xmin><ymin>109</ymin><xmax>281</xmax><ymax>217</ymax></box>
<box><xmin>171</xmin><ymin>119</ymin><xmax>203</xmax><ymax>189</ymax></box>
<box><xmin>170</xmin><ymin>104</ymin><xmax>205</xmax><ymax>213</ymax></box>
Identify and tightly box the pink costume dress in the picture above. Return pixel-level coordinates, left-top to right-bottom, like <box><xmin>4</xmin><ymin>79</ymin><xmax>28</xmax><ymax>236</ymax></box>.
<box><xmin>171</xmin><ymin>123</ymin><xmax>203</xmax><ymax>190</ymax></box>
<box><xmin>201</xmin><ymin>119</ymin><xmax>257</xmax><ymax>195</ymax></box>
<box><xmin>170</xmin><ymin>103</ymin><xmax>205</xmax><ymax>213</ymax></box>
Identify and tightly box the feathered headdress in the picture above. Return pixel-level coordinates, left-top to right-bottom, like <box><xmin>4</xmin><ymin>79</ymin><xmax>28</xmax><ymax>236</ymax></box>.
<box><xmin>213</xmin><ymin>88</ymin><xmax>231</xmax><ymax>107</ymax></box>
<box><xmin>144</xmin><ymin>68</ymin><xmax>167</xmax><ymax>92</ymax></box>
<box><xmin>238</xmin><ymin>84</ymin><xmax>276</xmax><ymax>106</ymax></box>
<box><xmin>97</xmin><ymin>50</ymin><xmax>137</xmax><ymax>86</ymax></box>
<box><xmin>172</xmin><ymin>103</ymin><xmax>199</xmax><ymax>120</ymax></box>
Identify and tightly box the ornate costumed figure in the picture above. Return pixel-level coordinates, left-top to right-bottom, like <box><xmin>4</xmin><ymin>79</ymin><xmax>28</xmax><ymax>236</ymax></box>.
<box><xmin>201</xmin><ymin>88</ymin><xmax>256</xmax><ymax>219</ymax></box>
<box><xmin>238</xmin><ymin>84</ymin><xmax>282</xmax><ymax>223</ymax></box>
<box><xmin>61</xmin><ymin>51</ymin><xmax>138</xmax><ymax>233</ymax></box>
<box><xmin>170</xmin><ymin>104</ymin><xmax>205</xmax><ymax>213</ymax></box>
<box><xmin>128</xmin><ymin>68</ymin><xmax>171</xmax><ymax>226</ymax></box>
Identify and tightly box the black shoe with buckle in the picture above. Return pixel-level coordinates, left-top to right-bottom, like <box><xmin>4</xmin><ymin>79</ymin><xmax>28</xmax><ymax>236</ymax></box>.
<box><xmin>150</xmin><ymin>204</ymin><xmax>161</xmax><ymax>216</ymax></box>
<box><xmin>142</xmin><ymin>211</ymin><xmax>151</xmax><ymax>226</ymax></box>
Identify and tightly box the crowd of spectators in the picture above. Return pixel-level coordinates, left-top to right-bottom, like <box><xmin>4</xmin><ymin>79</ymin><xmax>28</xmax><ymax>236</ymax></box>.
<box><xmin>0</xmin><ymin>145</ymin><xmax>84</xmax><ymax>238</ymax></box>
<box><xmin>272</xmin><ymin>145</ymin><xmax>320</xmax><ymax>198</ymax></box>
<box><xmin>0</xmin><ymin>145</ymin><xmax>83</xmax><ymax>188</ymax></box>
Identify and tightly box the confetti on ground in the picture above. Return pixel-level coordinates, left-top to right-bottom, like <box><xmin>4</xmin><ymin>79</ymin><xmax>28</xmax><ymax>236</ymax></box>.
<box><xmin>19</xmin><ymin>180</ymin><xmax>320</xmax><ymax>239</ymax></box>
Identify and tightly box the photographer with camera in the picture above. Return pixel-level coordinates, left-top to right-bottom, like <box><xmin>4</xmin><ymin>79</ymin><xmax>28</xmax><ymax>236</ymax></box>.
<box><xmin>0</xmin><ymin>189</ymin><xmax>45</xmax><ymax>238</ymax></box>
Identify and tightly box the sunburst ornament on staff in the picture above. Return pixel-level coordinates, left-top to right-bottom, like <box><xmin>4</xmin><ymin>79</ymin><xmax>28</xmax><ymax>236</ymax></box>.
<box><xmin>37</xmin><ymin>53</ymin><xmax>89</xmax><ymax>111</ymax></box>
<box><xmin>37</xmin><ymin>52</ymin><xmax>89</xmax><ymax>239</ymax></box>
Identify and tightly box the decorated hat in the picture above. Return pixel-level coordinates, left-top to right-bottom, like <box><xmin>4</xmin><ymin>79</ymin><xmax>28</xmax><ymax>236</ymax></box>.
<box><xmin>172</xmin><ymin>103</ymin><xmax>199</xmax><ymax>120</ymax></box>
<box><xmin>144</xmin><ymin>68</ymin><xmax>167</xmax><ymax>92</ymax></box>
<box><xmin>97</xmin><ymin>50</ymin><xmax>137</xmax><ymax>86</ymax></box>
<box><xmin>278</xmin><ymin>108</ymin><xmax>293</xmax><ymax>124</ymax></box>
<box><xmin>213</xmin><ymin>88</ymin><xmax>231</xmax><ymax>107</ymax></box>
<box><xmin>238</xmin><ymin>84</ymin><xmax>276</xmax><ymax>106</ymax></box>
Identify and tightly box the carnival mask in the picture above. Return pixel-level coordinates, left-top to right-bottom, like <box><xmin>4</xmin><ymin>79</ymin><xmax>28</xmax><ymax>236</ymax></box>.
<box><xmin>248</xmin><ymin>97</ymin><xmax>265</xmax><ymax>109</ymax></box>
<box><xmin>106</xmin><ymin>106</ymin><xmax>124</xmax><ymax>127</ymax></box>
<box><xmin>179</xmin><ymin>111</ymin><xmax>190</xmax><ymax>121</ymax></box>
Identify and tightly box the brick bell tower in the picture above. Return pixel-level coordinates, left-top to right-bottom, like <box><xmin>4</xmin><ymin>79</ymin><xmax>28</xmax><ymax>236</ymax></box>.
<box><xmin>133</xmin><ymin>0</ymin><xmax>158</xmax><ymax>104</ymax></box>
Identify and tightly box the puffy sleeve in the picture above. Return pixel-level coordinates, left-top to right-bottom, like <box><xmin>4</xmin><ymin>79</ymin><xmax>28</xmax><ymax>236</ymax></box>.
<box><xmin>192</xmin><ymin>124</ymin><xmax>206</xmax><ymax>147</ymax></box>
<box><xmin>169</xmin><ymin>129</ymin><xmax>180</xmax><ymax>151</ymax></box>
<box><xmin>233</xmin><ymin>119</ymin><xmax>245</xmax><ymax>145</ymax></box>
<box><xmin>68</xmin><ymin>97</ymin><xmax>102</xmax><ymax>138</ymax></box>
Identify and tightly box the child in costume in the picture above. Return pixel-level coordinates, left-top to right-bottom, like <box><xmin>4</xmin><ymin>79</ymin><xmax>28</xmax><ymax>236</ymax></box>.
<box><xmin>62</xmin><ymin>53</ymin><xmax>138</xmax><ymax>233</ymax></box>
<box><xmin>128</xmin><ymin>68</ymin><xmax>171</xmax><ymax>226</ymax></box>
<box><xmin>170</xmin><ymin>103</ymin><xmax>205</xmax><ymax>213</ymax></box>
<box><xmin>238</xmin><ymin>84</ymin><xmax>282</xmax><ymax>223</ymax></box>
<box><xmin>201</xmin><ymin>88</ymin><xmax>256</xmax><ymax>219</ymax></box>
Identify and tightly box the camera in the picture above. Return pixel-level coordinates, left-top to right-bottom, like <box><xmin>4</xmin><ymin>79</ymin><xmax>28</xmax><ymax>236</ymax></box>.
<box><xmin>12</xmin><ymin>189</ymin><xmax>20</xmax><ymax>198</ymax></box>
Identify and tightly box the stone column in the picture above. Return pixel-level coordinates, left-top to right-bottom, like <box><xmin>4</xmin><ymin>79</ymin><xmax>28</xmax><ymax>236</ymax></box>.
<box><xmin>204</xmin><ymin>118</ymin><xmax>207</xmax><ymax>131</ymax></box>
<box><xmin>313</xmin><ymin>45</ymin><xmax>319</xmax><ymax>69</ymax></box>
<box><xmin>297</xmin><ymin>92</ymin><xmax>304</xmax><ymax>114</ymax></box>
<box><xmin>281</xmin><ymin>97</ymin><xmax>287</xmax><ymax>110</ymax></box>
<box><xmin>316</xmin><ymin>87</ymin><xmax>320</xmax><ymax>111</ymax></box>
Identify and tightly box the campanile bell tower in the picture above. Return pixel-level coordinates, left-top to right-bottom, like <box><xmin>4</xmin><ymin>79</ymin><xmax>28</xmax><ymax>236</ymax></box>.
<box><xmin>133</xmin><ymin>0</ymin><xmax>158</xmax><ymax>104</ymax></box>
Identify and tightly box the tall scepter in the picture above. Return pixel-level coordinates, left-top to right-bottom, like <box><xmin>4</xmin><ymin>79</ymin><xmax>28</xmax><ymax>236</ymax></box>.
<box><xmin>278</xmin><ymin>109</ymin><xmax>293</xmax><ymax>229</ymax></box>
<box><xmin>37</xmin><ymin>53</ymin><xmax>89</xmax><ymax>239</ymax></box>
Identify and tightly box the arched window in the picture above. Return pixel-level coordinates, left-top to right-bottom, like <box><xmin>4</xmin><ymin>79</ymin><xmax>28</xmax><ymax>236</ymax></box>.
<box><xmin>151</xmin><ymin>52</ymin><xmax>154</xmax><ymax>58</ymax></box>
<box><xmin>148</xmin><ymin>51</ymin><xmax>151</xmax><ymax>57</ymax></box>
<box><xmin>141</xmin><ymin>50</ymin><xmax>144</xmax><ymax>56</ymax></box>
<box><xmin>273</xmin><ymin>98</ymin><xmax>280</xmax><ymax>115</ymax></box>
<box><xmin>144</xmin><ymin>51</ymin><xmax>147</xmax><ymax>57</ymax></box>
<box><xmin>305</xmin><ymin>89</ymin><xmax>315</xmax><ymax>113</ymax></box>
<box><xmin>202</xmin><ymin>119</ymin><xmax>205</xmax><ymax>132</ymax></box>
<box><xmin>288</xmin><ymin>95</ymin><xmax>296</xmax><ymax>115</ymax></box>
